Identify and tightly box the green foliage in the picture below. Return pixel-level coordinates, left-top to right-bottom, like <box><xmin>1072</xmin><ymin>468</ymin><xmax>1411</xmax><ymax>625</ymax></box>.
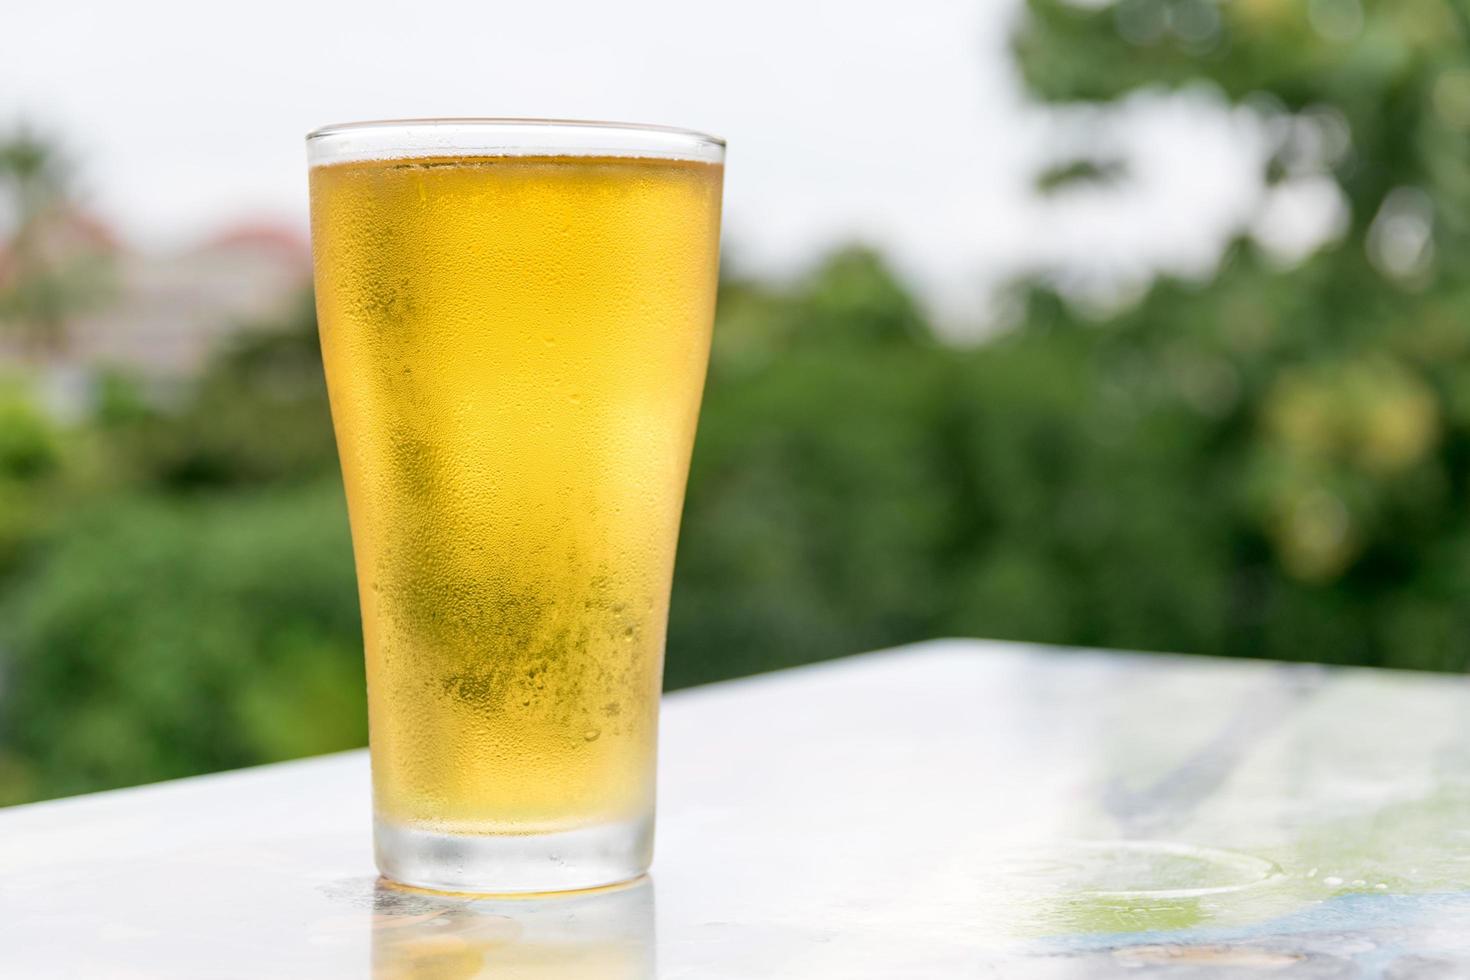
<box><xmin>0</xmin><ymin>377</ymin><xmax>64</xmax><ymax>582</ymax></box>
<box><xmin>0</xmin><ymin>379</ymin><xmax>59</xmax><ymax>480</ymax></box>
<box><xmin>0</xmin><ymin>483</ymin><xmax>361</xmax><ymax>803</ymax></box>
<box><xmin>1035</xmin><ymin>157</ymin><xmax>1128</xmax><ymax>193</ymax></box>
<box><xmin>1004</xmin><ymin>0</ymin><xmax>1470</xmax><ymax>670</ymax></box>
<box><xmin>98</xmin><ymin>297</ymin><xmax>338</xmax><ymax>489</ymax></box>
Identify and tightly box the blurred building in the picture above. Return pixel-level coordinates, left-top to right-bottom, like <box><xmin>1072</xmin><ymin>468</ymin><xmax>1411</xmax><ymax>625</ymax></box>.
<box><xmin>67</xmin><ymin>219</ymin><xmax>311</xmax><ymax>375</ymax></box>
<box><xmin>1</xmin><ymin>210</ymin><xmax>310</xmax><ymax>415</ymax></box>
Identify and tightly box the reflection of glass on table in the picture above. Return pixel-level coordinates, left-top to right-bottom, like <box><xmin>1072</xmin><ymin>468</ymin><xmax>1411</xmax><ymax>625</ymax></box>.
<box><xmin>370</xmin><ymin>875</ymin><xmax>655</xmax><ymax>980</ymax></box>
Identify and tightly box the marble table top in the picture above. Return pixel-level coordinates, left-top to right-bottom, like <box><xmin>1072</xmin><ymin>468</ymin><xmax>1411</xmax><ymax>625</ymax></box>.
<box><xmin>3</xmin><ymin>639</ymin><xmax>1470</xmax><ymax>978</ymax></box>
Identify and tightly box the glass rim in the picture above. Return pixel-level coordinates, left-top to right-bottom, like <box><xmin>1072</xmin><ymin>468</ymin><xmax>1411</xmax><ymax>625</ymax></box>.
<box><xmin>306</xmin><ymin>117</ymin><xmax>725</xmax><ymax>167</ymax></box>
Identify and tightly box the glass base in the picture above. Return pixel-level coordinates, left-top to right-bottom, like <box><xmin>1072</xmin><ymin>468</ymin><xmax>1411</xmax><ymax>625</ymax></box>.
<box><xmin>374</xmin><ymin>814</ymin><xmax>654</xmax><ymax>894</ymax></box>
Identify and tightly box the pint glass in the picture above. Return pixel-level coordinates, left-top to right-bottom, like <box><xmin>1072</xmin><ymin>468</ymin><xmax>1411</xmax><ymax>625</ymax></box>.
<box><xmin>306</xmin><ymin>119</ymin><xmax>723</xmax><ymax>892</ymax></box>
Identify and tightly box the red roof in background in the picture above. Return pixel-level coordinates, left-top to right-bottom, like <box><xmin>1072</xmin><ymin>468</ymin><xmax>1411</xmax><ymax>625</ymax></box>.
<box><xmin>0</xmin><ymin>207</ymin><xmax>121</xmax><ymax>284</ymax></box>
<box><xmin>202</xmin><ymin>222</ymin><xmax>310</xmax><ymax>266</ymax></box>
<box><xmin>0</xmin><ymin>215</ymin><xmax>311</xmax><ymax>287</ymax></box>
<box><xmin>61</xmin><ymin>209</ymin><xmax>122</xmax><ymax>252</ymax></box>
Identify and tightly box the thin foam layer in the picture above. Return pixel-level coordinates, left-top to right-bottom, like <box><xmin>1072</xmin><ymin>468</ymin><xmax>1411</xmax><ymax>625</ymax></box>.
<box><xmin>306</xmin><ymin>118</ymin><xmax>725</xmax><ymax>167</ymax></box>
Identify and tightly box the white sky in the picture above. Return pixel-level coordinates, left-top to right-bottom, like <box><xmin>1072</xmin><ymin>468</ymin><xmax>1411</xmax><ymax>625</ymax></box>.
<box><xmin>0</xmin><ymin>0</ymin><xmax>1289</xmax><ymax>326</ymax></box>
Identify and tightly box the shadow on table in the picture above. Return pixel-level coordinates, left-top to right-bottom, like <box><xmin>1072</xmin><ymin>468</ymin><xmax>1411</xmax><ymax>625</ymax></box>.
<box><xmin>370</xmin><ymin>875</ymin><xmax>655</xmax><ymax>979</ymax></box>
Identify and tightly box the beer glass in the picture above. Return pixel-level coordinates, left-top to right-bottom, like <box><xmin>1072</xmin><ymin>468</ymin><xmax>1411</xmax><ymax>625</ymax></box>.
<box><xmin>306</xmin><ymin>119</ymin><xmax>723</xmax><ymax>892</ymax></box>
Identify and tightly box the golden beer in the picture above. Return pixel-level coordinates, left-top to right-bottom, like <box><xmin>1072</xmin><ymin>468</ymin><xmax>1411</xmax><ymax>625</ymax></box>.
<box><xmin>307</xmin><ymin>120</ymin><xmax>722</xmax><ymax>891</ymax></box>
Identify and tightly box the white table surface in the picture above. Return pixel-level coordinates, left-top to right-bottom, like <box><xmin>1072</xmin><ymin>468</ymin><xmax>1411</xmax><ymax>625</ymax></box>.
<box><xmin>4</xmin><ymin>639</ymin><xmax>1470</xmax><ymax>978</ymax></box>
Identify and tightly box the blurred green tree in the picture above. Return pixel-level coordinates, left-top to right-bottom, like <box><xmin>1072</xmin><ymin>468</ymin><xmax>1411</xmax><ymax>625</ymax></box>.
<box><xmin>0</xmin><ymin>128</ymin><xmax>112</xmax><ymax>355</ymax></box>
<box><xmin>96</xmin><ymin>294</ymin><xmax>339</xmax><ymax>490</ymax></box>
<box><xmin>0</xmin><ymin>297</ymin><xmax>358</xmax><ymax>803</ymax></box>
<box><xmin>1002</xmin><ymin>0</ymin><xmax>1470</xmax><ymax>669</ymax></box>
<box><xmin>0</xmin><ymin>483</ymin><xmax>361</xmax><ymax>803</ymax></box>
